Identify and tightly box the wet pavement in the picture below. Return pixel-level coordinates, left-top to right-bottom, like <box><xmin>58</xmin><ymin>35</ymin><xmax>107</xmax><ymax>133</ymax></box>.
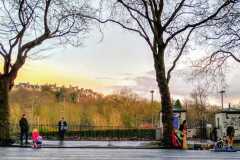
<box><xmin>0</xmin><ymin>148</ymin><xmax>239</xmax><ymax>160</ymax></box>
<box><xmin>12</xmin><ymin>140</ymin><xmax>214</xmax><ymax>148</ymax></box>
<box><xmin>13</xmin><ymin>141</ymin><xmax>154</xmax><ymax>148</ymax></box>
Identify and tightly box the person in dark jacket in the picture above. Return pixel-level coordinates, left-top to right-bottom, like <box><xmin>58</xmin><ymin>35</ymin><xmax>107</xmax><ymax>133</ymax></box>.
<box><xmin>19</xmin><ymin>114</ymin><xmax>29</xmax><ymax>145</ymax></box>
<box><xmin>58</xmin><ymin>117</ymin><xmax>68</xmax><ymax>141</ymax></box>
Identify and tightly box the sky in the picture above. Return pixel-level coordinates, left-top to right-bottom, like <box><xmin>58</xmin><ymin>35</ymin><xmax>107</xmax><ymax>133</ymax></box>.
<box><xmin>14</xmin><ymin>24</ymin><xmax>240</xmax><ymax>108</ymax></box>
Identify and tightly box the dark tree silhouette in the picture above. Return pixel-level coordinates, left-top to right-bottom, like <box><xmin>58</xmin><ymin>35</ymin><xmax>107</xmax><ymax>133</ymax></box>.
<box><xmin>91</xmin><ymin>0</ymin><xmax>237</xmax><ymax>147</ymax></box>
<box><xmin>0</xmin><ymin>0</ymin><xmax>93</xmax><ymax>144</ymax></box>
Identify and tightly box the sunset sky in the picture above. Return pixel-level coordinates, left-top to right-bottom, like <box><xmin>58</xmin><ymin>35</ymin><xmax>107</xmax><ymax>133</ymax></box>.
<box><xmin>13</xmin><ymin>24</ymin><xmax>240</xmax><ymax>107</ymax></box>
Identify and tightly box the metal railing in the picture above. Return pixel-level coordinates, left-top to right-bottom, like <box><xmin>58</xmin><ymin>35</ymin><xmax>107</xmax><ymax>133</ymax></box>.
<box><xmin>10</xmin><ymin>124</ymin><xmax>156</xmax><ymax>141</ymax></box>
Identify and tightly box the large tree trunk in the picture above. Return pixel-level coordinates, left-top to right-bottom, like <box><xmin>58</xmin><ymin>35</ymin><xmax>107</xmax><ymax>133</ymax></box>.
<box><xmin>154</xmin><ymin>49</ymin><xmax>173</xmax><ymax>148</ymax></box>
<box><xmin>0</xmin><ymin>77</ymin><xmax>11</xmax><ymax>145</ymax></box>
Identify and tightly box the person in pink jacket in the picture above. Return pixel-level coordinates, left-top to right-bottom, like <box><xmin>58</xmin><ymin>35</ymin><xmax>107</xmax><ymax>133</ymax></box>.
<box><xmin>32</xmin><ymin>129</ymin><xmax>42</xmax><ymax>148</ymax></box>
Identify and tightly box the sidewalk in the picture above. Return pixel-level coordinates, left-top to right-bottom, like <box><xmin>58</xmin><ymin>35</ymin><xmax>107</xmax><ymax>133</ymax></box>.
<box><xmin>12</xmin><ymin>140</ymin><xmax>157</xmax><ymax>149</ymax></box>
<box><xmin>1</xmin><ymin>147</ymin><xmax>240</xmax><ymax>160</ymax></box>
<box><xmin>10</xmin><ymin>140</ymin><xmax>239</xmax><ymax>150</ymax></box>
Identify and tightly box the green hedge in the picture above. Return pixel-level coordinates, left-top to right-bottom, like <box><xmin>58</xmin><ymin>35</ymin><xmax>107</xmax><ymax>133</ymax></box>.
<box><xmin>40</xmin><ymin>129</ymin><xmax>155</xmax><ymax>140</ymax></box>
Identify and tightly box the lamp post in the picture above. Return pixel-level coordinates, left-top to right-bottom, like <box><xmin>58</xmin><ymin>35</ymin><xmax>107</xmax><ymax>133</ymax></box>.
<box><xmin>219</xmin><ymin>90</ymin><xmax>225</xmax><ymax>110</ymax></box>
<box><xmin>150</xmin><ymin>90</ymin><xmax>154</xmax><ymax>127</ymax></box>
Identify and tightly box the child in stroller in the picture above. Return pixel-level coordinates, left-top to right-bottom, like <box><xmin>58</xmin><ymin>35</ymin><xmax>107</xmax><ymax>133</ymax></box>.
<box><xmin>214</xmin><ymin>137</ymin><xmax>225</xmax><ymax>149</ymax></box>
<box><xmin>32</xmin><ymin>128</ymin><xmax>42</xmax><ymax>149</ymax></box>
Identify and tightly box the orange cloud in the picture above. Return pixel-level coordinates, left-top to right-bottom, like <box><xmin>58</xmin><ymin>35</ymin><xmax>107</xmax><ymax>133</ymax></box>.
<box><xmin>12</xmin><ymin>62</ymin><xmax>109</xmax><ymax>90</ymax></box>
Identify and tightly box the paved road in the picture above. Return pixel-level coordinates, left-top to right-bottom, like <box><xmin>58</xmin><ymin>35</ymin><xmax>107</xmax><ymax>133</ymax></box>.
<box><xmin>0</xmin><ymin>148</ymin><xmax>240</xmax><ymax>160</ymax></box>
<box><xmin>13</xmin><ymin>141</ymin><xmax>153</xmax><ymax>148</ymax></box>
<box><xmin>12</xmin><ymin>140</ymin><xmax>214</xmax><ymax>148</ymax></box>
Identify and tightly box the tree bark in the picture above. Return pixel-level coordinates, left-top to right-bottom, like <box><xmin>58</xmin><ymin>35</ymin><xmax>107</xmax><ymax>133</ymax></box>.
<box><xmin>154</xmin><ymin>48</ymin><xmax>173</xmax><ymax>147</ymax></box>
<box><xmin>0</xmin><ymin>76</ymin><xmax>11</xmax><ymax>145</ymax></box>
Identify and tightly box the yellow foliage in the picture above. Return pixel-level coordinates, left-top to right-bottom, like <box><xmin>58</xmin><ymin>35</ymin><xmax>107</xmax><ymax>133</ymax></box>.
<box><xmin>9</xmin><ymin>88</ymin><xmax>161</xmax><ymax>127</ymax></box>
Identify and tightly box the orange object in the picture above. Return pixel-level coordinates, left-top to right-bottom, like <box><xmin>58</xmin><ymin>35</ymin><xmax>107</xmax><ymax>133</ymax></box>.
<box><xmin>182</xmin><ymin>129</ymin><xmax>188</xmax><ymax>149</ymax></box>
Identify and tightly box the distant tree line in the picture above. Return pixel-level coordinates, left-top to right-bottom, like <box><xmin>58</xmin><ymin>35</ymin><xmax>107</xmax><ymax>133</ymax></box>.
<box><xmin>9</xmin><ymin>87</ymin><xmax>161</xmax><ymax>129</ymax></box>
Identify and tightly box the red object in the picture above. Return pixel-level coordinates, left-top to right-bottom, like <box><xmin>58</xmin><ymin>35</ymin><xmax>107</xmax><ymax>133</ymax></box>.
<box><xmin>171</xmin><ymin>130</ymin><xmax>181</xmax><ymax>148</ymax></box>
<box><xmin>139</xmin><ymin>123</ymin><xmax>153</xmax><ymax>129</ymax></box>
<box><xmin>32</xmin><ymin>130</ymin><xmax>39</xmax><ymax>142</ymax></box>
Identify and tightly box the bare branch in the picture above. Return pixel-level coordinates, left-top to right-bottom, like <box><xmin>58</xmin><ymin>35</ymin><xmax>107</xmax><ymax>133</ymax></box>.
<box><xmin>0</xmin><ymin>0</ymin><xmax>94</xmax><ymax>87</ymax></box>
<box><xmin>165</xmin><ymin>0</ymin><xmax>233</xmax><ymax>46</ymax></box>
<box><xmin>162</xmin><ymin>0</ymin><xmax>186</xmax><ymax>31</ymax></box>
<box><xmin>118</xmin><ymin>0</ymin><xmax>153</xmax><ymax>21</ymax></box>
<box><xmin>167</xmin><ymin>27</ymin><xmax>195</xmax><ymax>83</ymax></box>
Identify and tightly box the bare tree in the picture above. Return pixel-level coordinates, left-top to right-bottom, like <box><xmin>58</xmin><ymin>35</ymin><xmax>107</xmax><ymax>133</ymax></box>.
<box><xmin>190</xmin><ymin>4</ymin><xmax>240</xmax><ymax>97</ymax></box>
<box><xmin>190</xmin><ymin>86</ymin><xmax>208</xmax><ymax>108</ymax></box>
<box><xmin>91</xmin><ymin>0</ymin><xmax>237</xmax><ymax>147</ymax></box>
<box><xmin>195</xmin><ymin>2</ymin><xmax>240</xmax><ymax>74</ymax></box>
<box><xmin>0</xmin><ymin>0</ymin><xmax>94</xmax><ymax>144</ymax></box>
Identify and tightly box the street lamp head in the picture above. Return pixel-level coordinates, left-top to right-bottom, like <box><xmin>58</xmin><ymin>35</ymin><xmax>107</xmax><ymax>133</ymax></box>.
<box><xmin>150</xmin><ymin>90</ymin><xmax>154</xmax><ymax>94</ymax></box>
<box><xmin>219</xmin><ymin>90</ymin><xmax>226</xmax><ymax>94</ymax></box>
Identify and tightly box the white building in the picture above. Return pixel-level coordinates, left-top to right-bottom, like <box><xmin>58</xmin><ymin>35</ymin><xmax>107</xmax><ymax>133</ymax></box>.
<box><xmin>215</xmin><ymin>108</ymin><xmax>240</xmax><ymax>140</ymax></box>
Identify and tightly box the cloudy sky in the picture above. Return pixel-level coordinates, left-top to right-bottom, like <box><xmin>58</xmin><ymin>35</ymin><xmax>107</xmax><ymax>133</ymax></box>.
<box><xmin>15</xmin><ymin>24</ymin><xmax>240</xmax><ymax>107</ymax></box>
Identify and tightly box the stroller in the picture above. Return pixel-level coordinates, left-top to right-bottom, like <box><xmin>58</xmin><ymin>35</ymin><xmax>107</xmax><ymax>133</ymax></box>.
<box><xmin>32</xmin><ymin>129</ymin><xmax>42</xmax><ymax>149</ymax></box>
<box><xmin>213</xmin><ymin>136</ymin><xmax>237</xmax><ymax>152</ymax></box>
<box><xmin>214</xmin><ymin>138</ymin><xmax>224</xmax><ymax>150</ymax></box>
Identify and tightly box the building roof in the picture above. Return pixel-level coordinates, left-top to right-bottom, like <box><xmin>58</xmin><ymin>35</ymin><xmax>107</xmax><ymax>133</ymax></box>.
<box><xmin>217</xmin><ymin>108</ymin><xmax>240</xmax><ymax>114</ymax></box>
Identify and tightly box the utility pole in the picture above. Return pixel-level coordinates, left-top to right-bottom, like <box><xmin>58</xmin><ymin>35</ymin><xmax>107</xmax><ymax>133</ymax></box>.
<box><xmin>150</xmin><ymin>90</ymin><xmax>154</xmax><ymax>128</ymax></box>
<box><xmin>219</xmin><ymin>90</ymin><xmax>225</xmax><ymax>110</ymax></box>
